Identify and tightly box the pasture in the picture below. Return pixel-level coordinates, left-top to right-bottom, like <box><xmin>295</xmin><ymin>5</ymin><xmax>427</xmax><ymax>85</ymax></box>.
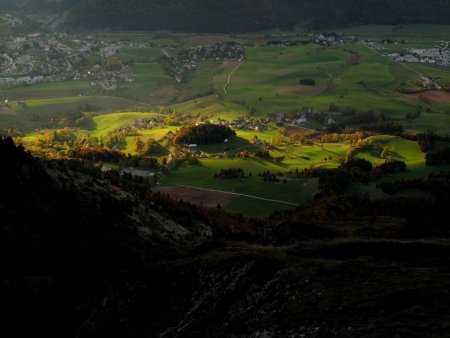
<box><xmin>1</xmin><ymin>28</ymin><xmax>450</xmax><ymax>216</ymax></box>
<box><xmin>2</xmin><ymin>34</ymin><xmax>450</xmax><ymax>134</ymax></box>
<box><xmin>161</xmin><ymin>157</ymin><xmax>320</xmax><ymax>216</ymax></box>
<box><xmin>171</xmin><ymin>43</ymin><xmax>450</xmax><ymax>133</ymax></box>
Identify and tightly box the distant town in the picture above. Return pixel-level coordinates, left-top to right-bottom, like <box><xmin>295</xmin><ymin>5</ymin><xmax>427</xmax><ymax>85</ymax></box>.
<box><xmin>0</xmin><ymin>32</ymin><xmax>247</xmax><ymax>89</ymax></box>
<box><xmin>0</xmin><ymin>33</ymin><xmax>143</xmax><ymax>89</ymax></box>
<box><xmin>364</xmin><ymin>40</ymin><xmax>450</xmax><ymax>66</ymax></box>
<box><xmin>0</xmin><ymin>31</ymin><xmax>448</xmax><ymax>95</ymax></box>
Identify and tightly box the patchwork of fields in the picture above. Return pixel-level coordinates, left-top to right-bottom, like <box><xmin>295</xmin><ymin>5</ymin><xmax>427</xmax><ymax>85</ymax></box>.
<box><xmin>2</xmin><ymin>25</ymin><xmax>450</xmax><ymax>216</ymax></box>
<box><xmin>21</xmin><ymin>109</ymin><xmax>445</xmax><ymax>216</ymax></box>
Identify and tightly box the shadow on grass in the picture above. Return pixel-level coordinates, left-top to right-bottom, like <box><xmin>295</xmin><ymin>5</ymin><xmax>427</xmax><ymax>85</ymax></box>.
<box><xmin>78</xmin><ymin>117</ymin><xmax>96</xmax><ymax>131</ymax></box>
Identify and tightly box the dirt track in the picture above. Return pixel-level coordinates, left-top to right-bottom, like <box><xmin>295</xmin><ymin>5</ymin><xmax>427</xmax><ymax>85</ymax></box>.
<box><xmin>152</xmin><ymin>185</ymin><xmax>235</xmax><ymax>208</ymax></box>
<box><xmin>153</xmin><ymin>185</ymin><xmax>300</xmax><ymax>208</ymax></box>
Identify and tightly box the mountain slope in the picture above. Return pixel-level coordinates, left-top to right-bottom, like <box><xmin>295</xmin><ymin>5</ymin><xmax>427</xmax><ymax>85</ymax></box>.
<box><xmin>0</xmin><ymin>136</ymin><xmax>212</xmax><ymax>337</ymax></box>
<box><xmin>3</xmin><ymin>138</ymin><xmax>450</xmax><ymax>337</ymax></box>
<box><xmin>60</xmin><ymin>0</ymin><xmax>450</xmax><ymax>32</ymax></box>
<box><xmin>0</xmin><ymin>0</ymin><xmax>81</xmax><ymax>13</ymax></box>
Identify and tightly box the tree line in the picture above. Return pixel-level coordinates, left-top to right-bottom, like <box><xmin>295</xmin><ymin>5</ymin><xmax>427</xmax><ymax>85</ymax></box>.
<box><xmin>174</xmin><ymin>123</ymin><xmax>235</xmax><ymax>145</ymax></box>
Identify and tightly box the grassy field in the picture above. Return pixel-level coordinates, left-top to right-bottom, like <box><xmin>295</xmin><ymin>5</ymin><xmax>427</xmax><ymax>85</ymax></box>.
<box><xmin>1</xmin><ymin>33</ymin><xmax>449</xmax><ymax>133</ymax></box>
<box><xmin>1</xmin><ymin>28</ymin><xmax>450</xmax><ymax>216</ymax></box>
<box><xmin>85</xmin><ymin>112</ymin><xmax>164</xmax><ymax>136</ymax></box>
<box><xmin>160</xmin><ymin>131</ymin><xmax>351</xmax><ymax>216</ymax></box>
<box><xmin>170</xmin><ymin>42</ymin><xmax>450</xmax><ymax>132</ymax></box>
<box><xmin>0</xmin><ymin>95</ymin><xmax>146</xmax><ymax>131</ymax></box>
<box><xmin>355</xmin><ymin>135</ymin><xmax>425</xmax><ymax>167</ymax></box>
<box><xmin>58</xmin><ymin>110</ymin><xmax>348</xmax><ymax>215</ymax></box>
<box><xmin>114</xmin><ymin>47</ymin><xmax>166</xmax><ymax>63</ymax></box>
<box><xmin>354</xmin><ymin>135</ymin><xmax>450</xmax><ymax>180</ymax></box>
<box><xmin>161</xmin><ymin>157</ymin><xmax>320</xmax><ymax>216</ymax></box>
<box><xmin>16</xmin><ymin>107</ymin><xmax>449</xmax><ymax>216</ymax></box>
<box><xmin>0</xmin><ymin>81</ymin><xmax>93</xmax><ymax>101</ymax></box>
<box><xmin>115</xmin><ymin>63</ymin><xmax>175</xmax><ymax>103</ymax></box>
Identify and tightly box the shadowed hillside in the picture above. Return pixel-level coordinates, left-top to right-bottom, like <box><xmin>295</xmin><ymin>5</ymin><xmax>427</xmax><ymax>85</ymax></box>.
<box><xmin>61</xmin><ymin>0</ymin><xmax>450</xmax><ymax>32</ymax></box>
<box><xmin>3</xmin><ymin>137</ymin><xmax>450</xmax><ymax>337</ymax></box>
<box><xmin>3</xmin><ymin>0</ymin><xmax>449</xmax><ymax>33</ymax></box>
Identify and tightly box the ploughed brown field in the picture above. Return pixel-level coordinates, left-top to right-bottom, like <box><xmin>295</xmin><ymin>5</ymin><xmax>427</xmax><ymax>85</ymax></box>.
<box><xmin>220</xmin><ymin>60</ymin><xmax>242</xmax><ymax>68</ymax></box>
<box><xmin>152</xmin><ymin>185</ymin><xmax>235</xmax><ymax>207</ymax></box>
<box><xmin>404</xmin><ymin>90</ymin><xmax>450</xmax><ymax>104</ymax></box>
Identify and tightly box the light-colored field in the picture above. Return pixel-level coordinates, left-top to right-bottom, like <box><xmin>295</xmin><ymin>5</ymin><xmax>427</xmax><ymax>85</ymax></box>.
<box><xmin>2</xmin><ymin>29</ymin><xmax>450</xmax><ymax>215</ymax></box>
<box><xmin>355</xmin><ymin>135</ymin><xmax>425</xmax><ymax>167</ymax></box>
<box><xmin>0</xmin><ymin>96</ymin><xmax>145</xmax><ymax>131</ymax></box>
<box><xmin>86</xmin><ymin>112</ymin><xmax>165</xmax><ymax>136</ymax></box>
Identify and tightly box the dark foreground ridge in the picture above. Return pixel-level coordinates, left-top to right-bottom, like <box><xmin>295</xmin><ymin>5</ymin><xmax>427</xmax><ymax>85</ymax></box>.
<box><xmin>2</xmin><ymin>136</ymin><xmax>450</xmax><ymax>337</ymax></box>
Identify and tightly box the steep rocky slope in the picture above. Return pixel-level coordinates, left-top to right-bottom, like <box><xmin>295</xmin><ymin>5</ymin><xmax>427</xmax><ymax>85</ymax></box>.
<box><xmin>3</xmin><ymin>136</ymin><xmax>450</xmax><ymax>337</ymax></box>
<box><xmin>0</xmin><ymin>137</ymin><xmax>211</xmax><ymax>337</ymax></box>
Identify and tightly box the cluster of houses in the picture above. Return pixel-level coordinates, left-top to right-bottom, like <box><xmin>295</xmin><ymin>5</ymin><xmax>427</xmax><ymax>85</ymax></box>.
<box><xmin>0</xmin><ymin>33</ymin><xmax>149</xmax><ymax>89</ymax></box>
<box><xmin>274</xmin><ymin>113</ymin><xmax>310</xmax><ymax>127</ymax></box>
<box><xmin>1</xmin><ymin>33</ymin><xmax>80</xmax><ymax>80</ymax></box>
<box><xmin>83</xmin><ymin>64</ymin><xmax>135</xmax><ymax>91</ymax></box>
<box><xmin>228</xmin><ymin>117</ymin><xmax>267</xmax><ymax>131</ymax></box>
<box><xmin>195</xmin><ymin>117</ymin><xmax>269</xmax><ymax>132</ymax></box>
<box><xmin>113</xmin><ymin>117</ymin><xmax>165</xmax><ymax>134</ymax></box>
<box><xmin>364</xmin><ymin>39</ymin><xmax>449</xmax><ymax>67</ymax></box>
<box><xmin>95</xmin><ymin>40</ymin><xmax>151</xmax><ymax>57</ymax></box>
<box><xmin>407</xmin><ymin>46</ymin><xmax>449</xmax><ymax>66</ymax></box>
<box><xmin>0</xmin><ymin>11</ymin><xmax>23</xmax><ymax>29</ymax></box>
<box><xmin>385</xmin><ymin>47</ymin><xmax>449</xmax><ymax>66</ymax></box>
<box><xmin>385</xmin><ymin>53</ymin><xmax>419</xmax><ymax>63</ymax></box>
<box><xmin>0</xmin><ymin>75</ymin><xmax>43</xmax><ymax>86</ymax></box>
<box><xmin>164</xmin><ymin>43</ymin><xmax>245</xmax><ymax>83</ymax></box>
<box><xmin>309</xmin><ymin>33</ymin><xmax>349</xmax><ymax>47</ymax></box>
<box><xmin>189</xmin><ymin>43</ymin><xmax>245</xmax><ymax>62</ymax></box>
<box><xmin>204</xmin><ymin>111</ymin><xmax>311</xmax><ymax>133</ymax></box>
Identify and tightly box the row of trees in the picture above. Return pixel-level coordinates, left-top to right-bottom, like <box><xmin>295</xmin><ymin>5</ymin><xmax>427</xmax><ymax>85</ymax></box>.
<box><xmin>403</xmin><ymin>131</ymin><xmax>450</xmax><ymax>166</ymax></box>
<box><xmin>299</xmin><ymin>78</ymin><xmax>316</xmax><ymax>86</ymax></box>
<box><xmin>66</xmin><ymin>146</ymin><xmax>124</xmax><ymax>163</ymax></box>
<box><xmin>133</xmin><ymin>137</ymin><xmax>167</xmax><ymax>156</ymax></box>
<box><xmin>426</xmin><ymin>148</ymin><xmax>450</xmax><ymax>166</ymax></box>
<box><xmin>215</xmin><ymin>168</ymin><xmax>245</xmax><ymax>179</ymax></box>
<box><xmin>379</xmin><ymin>171</ymin><xmax>450</xmax><ymax>197</ymax></box>
<box><xmin>289</xmin><ymin>158</ymin><xmax>408</xmax><ymax>195</ymax></box>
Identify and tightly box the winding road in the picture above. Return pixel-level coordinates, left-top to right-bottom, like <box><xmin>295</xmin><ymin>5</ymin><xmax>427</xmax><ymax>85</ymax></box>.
<box><xmin>223</xmin><ymin>61</ymin><xmax>245</xmax><ymax>94</ymax></box>
<box><xmin>159</xmin><ymin>48</ymin><xmax>170</xmax><ymax>58</ymax></box>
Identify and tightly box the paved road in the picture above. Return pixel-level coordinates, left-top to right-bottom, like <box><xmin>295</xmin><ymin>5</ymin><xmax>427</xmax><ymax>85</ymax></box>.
<box><xmin>177</xmin><ymin>184</ymin><xmax>300</xmax><ymax>207</ymax></box>
<box><xmin>159</xmin><ymin>48</ymin><xmax>170</xmax><ymax>58</ymax></box>
<box><xmin>363</xmin><ymin>43</ymin><xmax>422</xmax><ymax>76</ymax></box>
<box><xmin>223</xmin><ymin>61</ymin><xmax>244</xmax><ymax>94</ymax></box>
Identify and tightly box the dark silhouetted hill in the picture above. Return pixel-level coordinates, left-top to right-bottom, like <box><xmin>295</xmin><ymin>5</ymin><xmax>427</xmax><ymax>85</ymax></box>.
<box><xmin>3</xmin><ymin>137</ymin><xmax>450</xmax><ymax>337</ymax></box>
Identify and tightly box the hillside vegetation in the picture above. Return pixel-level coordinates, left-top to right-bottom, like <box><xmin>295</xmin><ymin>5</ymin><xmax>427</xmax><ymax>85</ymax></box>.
<box><xmin>2</xmin><ymin>1</ymin><xmax>450</xmax><ymax>36</ymax></box>
<box><xmin>58</xmin><ymin>0</ymin><xmax>450</xmax><ymax>32</ymax></box>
